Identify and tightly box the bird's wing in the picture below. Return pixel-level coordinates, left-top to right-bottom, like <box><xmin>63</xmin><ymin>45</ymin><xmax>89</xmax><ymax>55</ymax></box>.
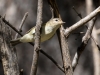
<box><xmin>25</xmin><ymin>23</ymin><xmax>46</xmax><ymax>34</ymax></box>
<box><xmin>25</xmin><ymin>26</ymin><xmax>35</xmax><ymax>34</ymax></box>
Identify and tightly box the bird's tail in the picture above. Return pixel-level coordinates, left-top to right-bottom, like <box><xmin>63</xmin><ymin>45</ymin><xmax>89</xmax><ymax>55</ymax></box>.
<box><xmin>10</xmin><ymin>38</ymin><xmax>21</xmax><ymax>46</ymax></box>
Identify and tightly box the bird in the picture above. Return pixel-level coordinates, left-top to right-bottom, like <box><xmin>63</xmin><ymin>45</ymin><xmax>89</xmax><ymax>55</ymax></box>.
<box><xmin>10</xmin><ymin>18</ymin><xmax>65</xmax><ymax>46</ymax></box>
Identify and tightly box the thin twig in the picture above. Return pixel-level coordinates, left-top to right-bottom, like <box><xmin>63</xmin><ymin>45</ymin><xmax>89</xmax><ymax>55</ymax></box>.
<box><xmin>40</xmin><ymin>50</ymin><xmax>64</xmax><ymax>72</ymax></box>
<box><xmin>72</xmin><ymin>6</ymin><xmax>82</xmax><ymax>18</ymax></box>
<box><xmin>15</xmin><ymin>12</ymin><xmax>28</xmax><ymax>39</ymax></box>
<box><xmin>0</xmin><ymin>15</ymin><xmax>23</xmax><ymax>36</ymax></box>
<box><xmin>30</xmin><ymin>0</ymin><xmax>43</xmax><ymax>75</ymax></box>
<box><xmin>91</xmin><ymin>36</ymin><xmax>100</xmax><ymax>51</ymax></box>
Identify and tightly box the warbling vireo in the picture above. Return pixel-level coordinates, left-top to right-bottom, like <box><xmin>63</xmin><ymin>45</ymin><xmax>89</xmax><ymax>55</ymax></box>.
<box><xmin>10</xmin><ymin>18</ymin><xmax>65</xmax><ymax>46</ymax></box>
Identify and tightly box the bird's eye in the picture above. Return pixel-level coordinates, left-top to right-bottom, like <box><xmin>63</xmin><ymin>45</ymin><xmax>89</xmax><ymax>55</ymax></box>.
<box><xmin>55</xmin><ymin>19</ymin><xmax>58</xmax><ymax>21</ymax></box>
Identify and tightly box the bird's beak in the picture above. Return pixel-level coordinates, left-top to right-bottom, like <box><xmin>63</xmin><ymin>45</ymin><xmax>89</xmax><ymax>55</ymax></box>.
<box><xmin>62</xmin><ymin>21</ymin><xmax>66</xmax><ymax>24</ymax></box>
<box><xmin>63</xmin><ymin>22</ymin><xmax>65</xmax><ymax>23</ymax></box>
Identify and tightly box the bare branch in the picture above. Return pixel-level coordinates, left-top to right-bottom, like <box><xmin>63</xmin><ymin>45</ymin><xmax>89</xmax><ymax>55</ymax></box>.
<box><xmin>0</xmin><ymin>18</ymin><xmax>19</xmax><ymax>75</ymax></box>
<box><xmin>15</xmin><ymin>12</ymin><xmax>28</xmax><ymax>39</ymax></box>
<box><xmin>72</xmin><ymin>17</ymin><xmax>96</xmax><ymax>71</ymax></box>
<box><xmin>40</xmin><ymin>50</ymin><xmax>64</xmax><ymax>73</ymax></box>
<box><xmin>30</xmin><ymin>0</ymin><xmax>43</xmax><ymax>75</ymax></box>
<box><xmin>72</xmin><ymin>6</ymin><xmax>82</xmax><ymax>18</ymax></box>
<box><xmin>0</xmin><ymin>15</ymin><xmax>23</xmax><ymax>36</ymax></box>
<box><xmin>91</xmin><ymin>36</ymin><xmax>100</xmax><ymax>51</ymax></box>
<box><xmin>64</xmin><ymin>6</ymin><xmax>100</xmax><ymax>37</ymax></box>
<box><xmin>60</xmin><ymin>26</ymin><xmax>73</xmax><ymax>75</ymax></box>
<box><xmin>73</xmin><ymin>6</ymin><xmax>100</xmax><ymax>51</ymax></box>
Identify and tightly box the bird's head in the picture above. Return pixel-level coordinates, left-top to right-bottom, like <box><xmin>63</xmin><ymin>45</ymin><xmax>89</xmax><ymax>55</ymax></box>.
<box><xmin>47</xmin><ymin>18</ymin><xmax>65</xmax><ymax>27</ymax></box>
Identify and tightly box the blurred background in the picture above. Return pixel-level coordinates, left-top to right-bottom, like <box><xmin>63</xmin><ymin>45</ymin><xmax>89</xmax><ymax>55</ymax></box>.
<box><xmin>0</xmin><ymin>0</ymin><xmax>100</xmax><ymax>75</ymax></box>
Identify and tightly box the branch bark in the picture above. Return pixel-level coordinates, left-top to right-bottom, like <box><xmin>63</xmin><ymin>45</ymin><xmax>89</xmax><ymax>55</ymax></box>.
<box><xmin>0</xmin><ymin>18</ymin><xmax>19</xmax><ymax>75</ymax></box>
<box><xmin>0</xmin><ymin>15</ymin><xmax>23</xmax><ymax>36</ymax></box>
<box><xmin>15</xmin><ymin>12</ymin><xmax>28</xmax><ymax>39</ymax></box>
<box><xmin>30</xmin><ymin>0</ymin><xmax>43</xmax><ymax>75</ymax></box>
<box><xmin>73</xmin><ymin>6</ymin><xmax>100</xmax><ymax>51</ymax></box>
<box><xmin>72</xmin><ymin>17</ymin><xmax>96</xmax><ymax>71</ymax></box>
<box><xmin>60</xmin><ymin>26</ymin><xmax>73</xmax><ymax>75</ymax></box>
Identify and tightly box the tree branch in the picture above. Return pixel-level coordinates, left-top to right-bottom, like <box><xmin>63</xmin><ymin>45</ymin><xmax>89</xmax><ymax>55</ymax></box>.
<box><xmin>64</xmin><ymin>6</ymin><xmax>100</xmax><ymax>37</ymax></box>
<box><xmin>0</xmin><ymin>18</ymin><xmax>19</xmax><ymax>75</ymax></box>
<box><xmin>72</xmin><ymin>6</ymin><xmax>82</xmax><ymax>19</ymax></box>
<box><xmin>60</xmin><ymin>26</ymin><xmax>73</xmax><ymax>75</ymax></box>
<box><xmin>15</xmin><ymin>12</ymin><xmax>28</xmax><ymax>39</ymax></box>
<box><xmin>72</xmin><ymin>1</ymin><xmax>97</xmax><ymax>70</ymax></box>
<box><xmin>14</xmin><ymin>12</ymin><xmax>28</xmax><ymax>75</ymax></box>
<box><xmin>73</xmin><ymin>6</ymin><xmax>100</xmax><ymax>51</ymax></box>
<box><xmin>0</xmin><ymin>15</ymin><xmax>23</xmax><ymax>36</ymax></box>
<box><xmin>30</xmin><ymin>0</ymin><xmax>43</xmax><ymax>75</ymax></box>
<box><xmin>40</xmin><ymin>50</ymin><xmax>64</xmax><ymax>72</ymax></box>
<box><xmin>72</xmin><ymin>17</ymin><xmax>96</xmax><ymax>71</ymax></box>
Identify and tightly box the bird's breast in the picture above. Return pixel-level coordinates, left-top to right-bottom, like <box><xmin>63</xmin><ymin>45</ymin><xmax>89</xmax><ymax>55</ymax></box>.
<box><xmin>45</xmin><ymin>26</ymin><xmax>53</xmax><ymax>34</ymax></box>
<box><xmin>40</xmin><ymin>26</ymin><xmax>56</xmax><ymax>42</ymax></box>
